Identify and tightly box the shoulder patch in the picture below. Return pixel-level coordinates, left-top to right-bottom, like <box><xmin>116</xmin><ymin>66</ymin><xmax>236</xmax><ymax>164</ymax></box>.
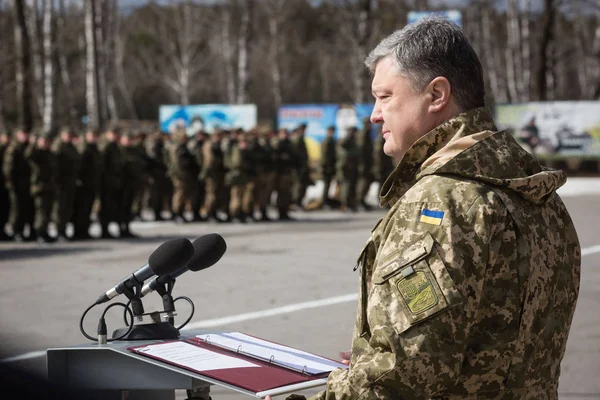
<box><xmin>419</xmin><ymin>208</ymin><xmax>444</xmax><ymax>226</ymax></box>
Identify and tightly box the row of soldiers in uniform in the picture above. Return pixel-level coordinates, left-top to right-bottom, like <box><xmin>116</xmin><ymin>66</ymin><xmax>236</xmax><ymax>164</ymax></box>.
<box><xmin>0</xmin><ymin>119</ymin><xmax>394</xmax><ymax>243</ymax></box>
<box><xmin>317</xmin><ymin>118</ymin><xmax>395</xmax><ymax>212</ymax></box>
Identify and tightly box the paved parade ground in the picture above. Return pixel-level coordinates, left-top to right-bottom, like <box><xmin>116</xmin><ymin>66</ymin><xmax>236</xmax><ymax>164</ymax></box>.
<box><xmin>0</xmin><ymin>179</ymin><xmax>599</xmax><ymax>400</ymax></box>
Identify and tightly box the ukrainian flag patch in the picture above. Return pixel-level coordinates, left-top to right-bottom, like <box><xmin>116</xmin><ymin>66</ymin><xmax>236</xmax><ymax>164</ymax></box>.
<box><xmin>419</xmin><ymin>208</ymin><xmax>444</xmax><ymax>226</ymax></box>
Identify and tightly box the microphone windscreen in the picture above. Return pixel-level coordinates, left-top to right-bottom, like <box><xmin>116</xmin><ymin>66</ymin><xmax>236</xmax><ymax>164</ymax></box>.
<box><xmin>188</xmin><ymin>233</ymin><xmax>227</xmax><ymax>272</ymax></box>
<box><xmin>148</xmin><ymin>238</ymin><xmax>195</xmax><ymax>276</ymax></box>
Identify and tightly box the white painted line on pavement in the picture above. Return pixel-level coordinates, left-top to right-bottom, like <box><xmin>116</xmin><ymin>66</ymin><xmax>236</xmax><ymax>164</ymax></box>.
<box><xmin>582</xmin><ymin>245</ymin><xmax>600</xmax><ymax>257</ymax></box>
<box><xmin>182</xmin><ymin>293</ymin><xmax>359</xmax><ymax>330</ymax></box>
<box><xmin>0</xmin><ymin>350</ymin><xmax>46</xmax><ymax>363</ymax></box>
<box><xmin>3</xmin><ymin>244</ymin><xmax>600</xmax><ymax>363</ymax></box>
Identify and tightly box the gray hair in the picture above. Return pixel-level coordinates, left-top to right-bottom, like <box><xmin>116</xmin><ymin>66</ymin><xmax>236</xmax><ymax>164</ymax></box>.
<box><xmin>365</xmin><ymin>15</ymin><xmax>485</xmax><ymax>111</ymax></box>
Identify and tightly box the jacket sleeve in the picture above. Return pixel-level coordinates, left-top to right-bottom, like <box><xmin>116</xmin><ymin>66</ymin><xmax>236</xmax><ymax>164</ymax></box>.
<box><xmin>301</xmin><ymin>193</ymin><xmax>516</xmax><ymax>400</ymax></box>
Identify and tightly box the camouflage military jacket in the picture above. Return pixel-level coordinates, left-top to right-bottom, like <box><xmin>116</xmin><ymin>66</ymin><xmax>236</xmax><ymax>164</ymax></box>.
<box><xmin>302</xmin><ymin>107</ymin><xmax>581</xmax><ymax>400</ymax></box>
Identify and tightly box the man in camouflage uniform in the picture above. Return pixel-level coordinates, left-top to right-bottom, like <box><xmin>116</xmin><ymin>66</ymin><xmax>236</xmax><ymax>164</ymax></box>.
<box><xmin>2</xmin><ymin>128</ymin><xmax>35</xmax><ymax>241</ymax></box>
<box><xmin>225</xmin><ymin>129</ymin><xmax>250</xmax><ymax>223</ymax></box>
<box><xmin>336</xmin><ymin>127</ymin><xmax>360</xmax><ymax>212</ymax></box>
<box><xmin>73</xmin><ymin>129</ymin><xmax>103</xmax><ymax>240</ymax></box>
<box><xmin>52</xmin><ymin>126</ymin><xmax>81</xmax><ymax>241</ymax></box>
<box><xmin>99</xmin><ymin>125</ymin><xmax>125</xmax><ymax>239</ymax></box>
<box><xmin>201</xmin><ymin>129</ymin><xmax>227</xmax><ymax>222</ymax></box>
<box><xmin>253</xmin><ymin>128</ymin><xmax>277</xmax><ymax>221</ymax></box>
<box><xmin>371</xmin><ymin>124</ymin><xmax>395</xmax><ymax>196</ymax></box>
<box><xmin>291</xmin><ymin>123</ymin><xmax>311</xmax><ymax>209</ymax></box>
<box><xmin>166</xmin><ymin>128</ymin><xmax>198</xmax><ymax>223</ymax></box>
<box><xmin>272</xmin><ymin>128</ymin><xmax>297</xmax><ymax>221</ymax></box>
<box><xmin>119</xmin><ymin>130</ymin><xmax>147</xmax><ymax>238</ymax></box>
<box><xmin>320</xmin><ymin>125</ymin><xmax>337</xmax><ymax>208</ymax></box>
<box><xmin>0</xmin><ymin>131</ymin><xmax>11</xmax><ymax>240</ymax></box>
<box><xmin>26</xmin><ymin>132</ymin><xmax>57</xmax><ymax>243</ymax></box>
<box><xmin>146</xmin><ymin>129</ymin><xmax>169</xmax><ymax>221</ymax></box>
<box><xmin>356</xmin><ymin>117</ymin><xmax>374</xmax><ymax>210</ymax></box>
<box><xmin>189</xmin><ymin>129</ymin><xmax>207</xmax><ymax>222</ymax></box>
<box><xmin>279</xmin><ymin>16</ymin><xmax>580</xmax><ymax>400</ymax></box>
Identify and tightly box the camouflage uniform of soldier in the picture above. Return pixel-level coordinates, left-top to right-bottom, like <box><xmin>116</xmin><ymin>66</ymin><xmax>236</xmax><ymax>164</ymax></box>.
<box><xmin>99</xmin><ymin>126</ymin><xmax>125</xmax><ymax>239</ymax></box>
<box><xmin>2</xmin><ymin>128</ymin><xmax>35</xmax><ymax>241</ymax></box>
<box><xmin>253</xmin><ymin>129</ymin><xmax>277</xmax><ymax>221</ymax></box>
<box><xmin>320</xmin><ymin>126</ymin><xmax>337</xmax><ymax>208</ymax></box>
<box><xmin>272</xmin><ymin>128</ymin><xmax>297</xmax><ymax>221</ymax></box>
<box><xmin>166</xmin><ymin>128</ymin><xmax>198</xmax><ymax>223</ymax></box>
<box><xmin>0</xmin><ymin>131</ymin><xmax>11</xmax><ymax>240</ymax></box>
<box><xmin>242</xmin><ymin>129</ymin><xmax>260</xmax><ymax>221</ymax></box>
<box><xmin>146</xmin><ymin>130</ymin><xmax>169</xmax><ymax>221</ymax></box>
<box><xmin>130</xmin><ymin>130</ymin><xmax>151</xmax><ymax>221</ymax></box>
<box><xmin>52</xmin><ymin>127</ymin><xmax>81</xmax><ymax>241</ymax></box>
<box><xmin>26</xmin><ymin>132</ymin><xmax>57</xmax><ymax>243</ymax></box>
<box><xmin>189</xmin><ymin>130</ymin><xmax>207</xmax><ymax>222</ymax></box>
<box><xmin>200</xmin><ymin>130</ymin><xmax>227</xmax><ymax>222</ymax></box>
<box><xmin>372</xmin><ymin>124</ymin><xmax>394</xmax><ymax>193</ymax></box>
<box><xmin>119</xmin><ymin>131</ymin><xmax>147</xmax><ymax>237</ymax></box>
<box><xmin>285</xmin><ymin>17</ymin><xmax>581</xmax><ymax>400</ymax></box>
<box><xmin>336</xmin><ymin>127</ymin><xmax>360</xmax><ymax>212</ymax></box>
<box><xmin>291</xmin><ymin>124</ymin><xmax>311</xmax><ymax>209</ymax></box>
<box><xmin>225</xmin><ymin>131</ymin><xmax>250</xmax><ymax>223</ymax></box>
<box><xmin>73</xmin><ymin>129</ymin><xmax>103</xmax><ymax>240</ymax></box>
<box><xmin>356</xmin><ymin>118</ymin><xmax>374</xmax><ymax>210</ymax></box>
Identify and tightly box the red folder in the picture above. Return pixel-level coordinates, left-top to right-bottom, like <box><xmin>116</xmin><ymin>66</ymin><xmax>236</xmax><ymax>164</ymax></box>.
<box><xmin>128</xmin><ymin>336</ymin><xmax>340</xmax><ymax>394</ymax></box>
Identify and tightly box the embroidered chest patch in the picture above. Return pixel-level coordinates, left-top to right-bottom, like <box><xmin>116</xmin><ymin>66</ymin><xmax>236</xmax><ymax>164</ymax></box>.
<box><xmin>419</xmin><ymin>208</ymin><xmax>444</xmax><ymax>226</ymax></box>
<box><xmin>396</xmin><ymin>271</ymin><xmax>438</xmax><ymax>314</ymax></box>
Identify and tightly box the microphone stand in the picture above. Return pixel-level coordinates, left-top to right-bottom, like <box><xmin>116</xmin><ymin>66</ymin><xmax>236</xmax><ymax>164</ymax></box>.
<box><xmin>111</xmin><ymin>280</ymin><xmax>180</xmax><ymax>341</ymax></box>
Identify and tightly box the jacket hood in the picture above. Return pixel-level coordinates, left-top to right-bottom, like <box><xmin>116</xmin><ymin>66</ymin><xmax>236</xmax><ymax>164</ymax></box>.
<box><xmin>379</xmin><ymin>107</ymin><xmax>566</xmax><ymax>207</ymax></box>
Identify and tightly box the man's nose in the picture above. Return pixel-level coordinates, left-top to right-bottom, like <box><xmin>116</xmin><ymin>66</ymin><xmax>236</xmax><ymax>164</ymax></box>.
<box><xmin>371</xmin><ymin>102</ymin><xmax>383</xmax><ymax>124</ymax></box>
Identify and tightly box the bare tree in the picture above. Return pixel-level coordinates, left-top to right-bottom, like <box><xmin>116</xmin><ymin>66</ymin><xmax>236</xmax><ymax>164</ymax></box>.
<box><xmin>56</xmin><ymin>0</ymin><xmax>78</xmax><ymax>125</ymax></box>
<box><xmin>535</xmin><ymin>0</ymin><xmax>557</xmax><ymax>101</ymax></box>
<box><xmin>113</xmin><ymin>11</ymin><xmax>137</xmax><ymax>120</ymax></box>
<box><xmin>25</xmin><ymin>0</ymin><xmax>43</xmax><ymax>115</ymax></box>
<box><xmin>14</xmin><ymin>0</ymin><xmax>34</xmax><ymax>132</ymax></box>
<box><xmin>221</xmin><ymin>4</ymin><xmax>236</xmax><ymax>103</ymax></box>
<box><xmin>85</xmin><ymin>0</ymin><xmax>101</xmax><ymax>130</ymax></box>
<box><xmin>263</xmin><ymin>0</ymin><xmax>286</xmax><ymax>111</ymax></box>
<box><xmin>481</xmin><ymin>5</ymin><xmax>507</xmax><ymax>103</ymax></box>
<box><xmin>505</xmin><ymin>0</ymin><xmax>521</xmax><ymax>102</ymax></box>
<box><xmin>236</xmin><ymin>0</ymin><xmax>254</xmax><ymax>104</ymax></box>
<box><xmin>41</xmin><ymin>0</ymin><xmax>54</xmax><ymax>135</ymax></box>
<box><xmin>521</xmin><ymin>0</ymin><xmax>532</xmax><ymax>101</ymax></box>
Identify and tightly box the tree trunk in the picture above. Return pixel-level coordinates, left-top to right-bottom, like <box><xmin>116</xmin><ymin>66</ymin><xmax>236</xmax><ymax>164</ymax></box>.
<box><xmin>236</xmin><ymin>0</ymin><xmax>253</xmax><ymax>104</ymax></box>
<box><xmin>535</xmin><ymin>0</ymin><xmax>556</xmax><ymax>101</ymax></box>
<box><xmin>26</xmin><ymin>0</ymin><xmax>44</xmax><ymax>116</ymax></box>
<box><xmin>481</xmin><ymin>6</ymin><xmax>506</xmax><ymax>103</ymax></box>
<box><xmin>14</xmin><ymin>0</ymin><xmax>34</xmax><ymax>132</ymax></box>
<box><xmin>113</xmin><ymin>7</ymin><xmax>137</xmax><ymax>120</ymax></box>
<box><xmin>353</xmin><ymin>0</ymin><xmax>373</xmax><ymax>104</ymax></box>
<box><xmin>103</xmin><ymin>0</ymin><xmax>118</xmax><ymax>121</ymax></box>
<box><xmin>521</xmin><ymin>0</ymin><xmax>531</xmax><ymax>101</ymax></box>
<box><xmin>267</xmin><ymin>0</ymin><xmax>284</xmax><ymax>112</ymax></box>
<box><xmin>85</xmin><ymin>0</ymin><xmax>101</xmax><ymax>131</ymax></box>
<box><xmin>42</xmin><ymin>0</ymin><xmax>54</xmax><ymax>136</ymax></box>
<box><xmin>94</xmin><ymin>0</ymin><xmax>107</xmax><ymax>126</ymax></box>
<box><xmin>57</xmin><ymin>0</ymin><xmax>78</xmax><ymax>126</ymax></box>
<box><xmin>505</xmin><ymin>0</ymin><xmax>520</xmax><ymax>102</ymax></box>
<box><xmin>222</xmin><ymin>6</ymin><xmax>236</xmax><ymax>104</ymax></box>
<box><xmin>593</xmin><ymin>26</ymin><xmax>600</xmax><ymax>99</ymax></box>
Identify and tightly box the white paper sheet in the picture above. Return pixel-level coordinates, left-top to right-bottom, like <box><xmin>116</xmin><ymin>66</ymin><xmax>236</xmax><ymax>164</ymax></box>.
<box><xmin>134</xmin><ymin>341</ymin><xmax>259</xmax><ymax>371</ymax></box>
<box><xmin>196</xmin><ymin>332</ymin><xmax>347</xmax><ymax>375</ymax></box>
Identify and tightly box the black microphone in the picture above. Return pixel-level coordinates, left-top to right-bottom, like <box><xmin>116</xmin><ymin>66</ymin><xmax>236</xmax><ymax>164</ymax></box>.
<box><xmin>94</xmin><ymin>238</ymin><xmax>195</xmax><ymax>305</ymax></box>
<box><xmin>140</xmin><ymin>233</ymin><xmax>227</xmax><ymax>297</ymax></box>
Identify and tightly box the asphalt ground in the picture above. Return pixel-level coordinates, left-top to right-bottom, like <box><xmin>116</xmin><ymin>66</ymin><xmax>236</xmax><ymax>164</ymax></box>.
<box><xmin>0</xmin><ymin>179</ymin><xmax>599</xmax><ymax>400</ymax></box>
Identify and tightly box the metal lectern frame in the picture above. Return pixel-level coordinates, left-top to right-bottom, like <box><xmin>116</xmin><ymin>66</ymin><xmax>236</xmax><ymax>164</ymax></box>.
<box><xmin>46</xmin><ymin>329</ymin><xmax>261</xmax><ymax>400</ymax></box>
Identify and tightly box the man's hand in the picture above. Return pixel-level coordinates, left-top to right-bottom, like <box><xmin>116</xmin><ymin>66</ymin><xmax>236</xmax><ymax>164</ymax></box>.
<box><xmin>339</xmin><ymin>351</ymin><xmax>351</xmax><ymax>365</ymax></box>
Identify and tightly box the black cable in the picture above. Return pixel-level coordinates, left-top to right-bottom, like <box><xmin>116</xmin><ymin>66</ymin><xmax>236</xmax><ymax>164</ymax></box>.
<box><xmin>173</xmin><ymin>296</ymin><xmax>195</xmax><ymax>330</ymax></box>
<box><xmin>79</xmin><ymin>302</ymin><xmax>134</xmax><ymax>342</ymax></box>
<box><xmin>103</xmin><ymin>302</ymin><xmax>135</xmax><ymax>342</ymax></box>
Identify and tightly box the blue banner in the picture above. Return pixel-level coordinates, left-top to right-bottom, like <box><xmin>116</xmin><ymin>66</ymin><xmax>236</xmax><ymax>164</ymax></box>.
<box><xmin>159</xmin><ymin>104</ymin><xmax>257</xmax><ymax>135</ymax></box>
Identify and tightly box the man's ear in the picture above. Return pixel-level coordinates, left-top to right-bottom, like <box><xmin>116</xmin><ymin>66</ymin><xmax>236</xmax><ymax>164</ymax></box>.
<box><xmin>427</xmin><ymin>77</ymin><xmax>452</xmax><ymax>113</ymax></box>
